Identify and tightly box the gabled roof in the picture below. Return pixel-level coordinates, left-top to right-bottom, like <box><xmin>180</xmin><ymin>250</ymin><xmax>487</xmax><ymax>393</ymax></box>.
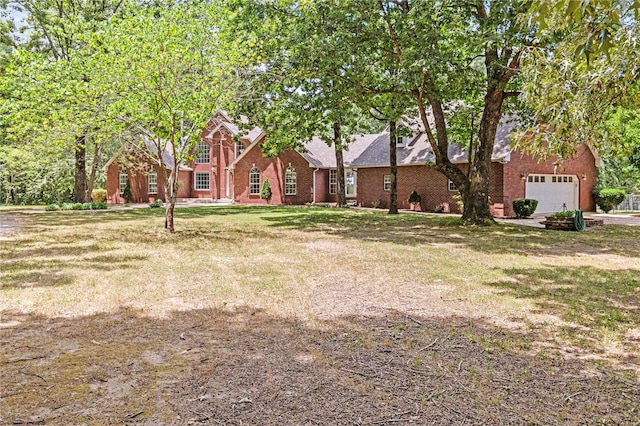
<box><xmin>102</xmin><ymin>134</ymin><xmax>193</xmax><ymax>171</ymax></box>
<box><xmin>228</xmin><ymin>131</ymin><xmax>267</xmax><ymax>169</ymax></box>
<box><xmin>299</xmin><ymin>134</ymin><xmax>384</xmax><ymax>168</ymax></box>
<box><xmin>300</xmin><ymin>117</ymin><xmax>517</xmax><ymax>169</ymax></box>
<box><xmin>204</xmin><ymin>111</ymin><xmax>265</xmax><ymax>144</ymax></box>
<box><xmin>140</xmin><ymin>135</ymin><xmax>193</xmax><ymax>171</ymax></box>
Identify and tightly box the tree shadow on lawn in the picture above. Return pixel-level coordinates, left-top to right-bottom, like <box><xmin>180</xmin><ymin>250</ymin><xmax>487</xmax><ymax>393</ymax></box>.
<box><xmin>489</xmin><ymin>265</ymin><xmax>640</xmax><ymax>357</ymax></box>
<box><xmin>1</xmin><ymin>307</ymin><xmax>638</xmax><ymax>425</ymax></box>
<box><xmin>0</xmin><ymin>221</ymin><xmax>148</xmax><ymax>289</ymax></box>
<box><xmin>0</xmin><ymin>254</ymin><xmax>149</xmax><ymax>289</ymax></box>
<box><xmin>6</xmin><ymin>206</ymin><xmax>640</xmax><ymax>259</ymax></box>
<box><xmin>259</xmin><ymin>209</ymin><xmax>640</xmax><ymax>259</ymax></box>
<box><xmin>12</xmin><ymin>208</ymin><xmax>167</xmax><ymax>228</ymax></box>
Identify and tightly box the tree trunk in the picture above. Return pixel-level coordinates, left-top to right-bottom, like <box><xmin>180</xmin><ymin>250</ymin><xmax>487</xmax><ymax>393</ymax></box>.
<box><xmin>9</xmin><ymin>172</ymin><xmax>16</xmax><ymax>204</ymax></box>
<box><xmin>85</xmin><ymin>142</ymin><xmax>103</xmax><ymax>201</ymax></box>
<box><xmin>388</xmin><ymin>120</ymin><xmax>398</xmax><ymax>214</ymax></box>
<box><xmin>461</xmin><ymin>88</ymin><xmax>503</xmax><ymax>225</ymax></box>
<box><xmin>164</xmin><ymin>170</ymin><xmax>178</xmax><ymax>232</ymax></box>
<box><xmin>73</xmin><ymin>134</ymin><xmax>88</xmax><ymax>203</ymax></box>
<box><xmin>165</xmin><ymin>200</ymin><xmax>175</xmax><ymax>232</ymax></box>
<box><xmin>333</xmin><ymin>122</ymin><xmax>347</xmax><ymax>207</ymax></box>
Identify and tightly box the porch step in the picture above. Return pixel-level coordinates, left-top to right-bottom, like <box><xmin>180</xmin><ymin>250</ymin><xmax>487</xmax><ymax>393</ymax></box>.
<box><xmin>176</xmin><ymin>198</ymin><xmax>232</xmax><ymax>204</ymax></box>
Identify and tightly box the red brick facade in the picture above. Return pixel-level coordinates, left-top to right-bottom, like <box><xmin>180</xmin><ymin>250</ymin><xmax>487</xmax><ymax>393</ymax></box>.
<box><xmin>231</xmin><ymin>147</ymin><xmax>315</xmax><ymax>205</ymax></box>
<box><xmin>356</xmin><ymin>163</ymin><xmax>504</xmax><ymax>213</ymax></box>
<box><xmin>106</xmin><ymin>114</ymin><xmax>597</xmax><ymax>216</ymax></box>
<box><xmin>501</xmin><ymin>145</ymin><xmax>597</xmax><ymax>216</ymax></box>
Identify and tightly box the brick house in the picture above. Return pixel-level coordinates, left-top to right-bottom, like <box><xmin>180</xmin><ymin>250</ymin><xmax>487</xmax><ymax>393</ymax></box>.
<box><xmin>105</xmin><ymin>112</ymin><xmax>598</xmax><ymax>217</ymax></box>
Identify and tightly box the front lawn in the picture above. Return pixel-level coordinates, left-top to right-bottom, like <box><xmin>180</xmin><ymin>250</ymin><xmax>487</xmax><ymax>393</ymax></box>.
<box><xmin>1</xmin><ymin>206</ymin><xmax>639</xmax><ymax>424</ymax></box>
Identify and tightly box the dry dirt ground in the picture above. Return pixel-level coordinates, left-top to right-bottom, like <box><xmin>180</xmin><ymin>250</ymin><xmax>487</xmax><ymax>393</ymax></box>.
<box><xmin>1</xmin><ymin>210</ymin><xmax>639</xmax><ymax>425</ymax></box>
<box><xmin>3</xmin><ymin>308</ymin><xmax>639</xmax><ymax>425</ymax></box>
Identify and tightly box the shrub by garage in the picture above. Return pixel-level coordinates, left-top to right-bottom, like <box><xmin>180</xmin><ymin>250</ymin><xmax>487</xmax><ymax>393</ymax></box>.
<box><xmin>512</xmin><ymin>198</ymin><xmax>538</xmax><ymax>218</ymax></box>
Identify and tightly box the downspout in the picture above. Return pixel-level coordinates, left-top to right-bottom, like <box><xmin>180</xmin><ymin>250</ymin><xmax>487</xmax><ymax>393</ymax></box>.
<box><xmin>312</xmin><ymin>167</ymin><xmax>319</xmax><ymax>204</ymax></box>
<box><xmin>229</xmin><ymin>165</ymin><xmax>235</xmax><ymax>202</ymax></box>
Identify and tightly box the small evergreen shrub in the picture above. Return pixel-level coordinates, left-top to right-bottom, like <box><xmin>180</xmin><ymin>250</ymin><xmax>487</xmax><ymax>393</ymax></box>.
<box><xmin>61</xmin><ymin>203</ymin><xmax>75</xmax><ymax>210</ymax></box>
<box><xmin>512</xmin><ymin>198</ymin><xmax>539</xmax><ymax>218</ymax></box>
<box><xmin>122</xmin><ymin>179</ymin><xmax>133</xmax><ymax>202</ymax></box>
<box><xmin>260</xmin><ymin>179</ymin><xmax>272</xmax><ymax>201</ymax></box>
<box><xmin>593</xmin><ymin>188</ymin><xmax>625</xmax><ymax>213</ymax></box>
<box><xmin>91</xmin><ymin>188</ymin><xmax>107</xmax><ymax>202</ymax></box>
<box><xmin>81</xmin><ymin>202</ymin><xmax>93</xmax><ymax>210</ymax></box>
<box><xmin>90</xmin><ymin>202</ymin><xmax>108</xmax><ymax>210</ymax></box>
<box><xmin>71</xmin><ymin>203</ymin><xmax>84</xmax><ymax>210</ymax></box>
<box><xmin>149</xmin><ymin>199</ymin><xmax>163</xmax><ymax>208</ymax></box>
<box><xmin>45</xmin><ymin>204</ymin><xmax>60</xmax><ymax>211</ymax></box>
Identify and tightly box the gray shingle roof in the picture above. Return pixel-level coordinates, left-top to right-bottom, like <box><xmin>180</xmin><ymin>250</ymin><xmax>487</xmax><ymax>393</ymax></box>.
<box><xmin>141</xmin><ymin>135</ymin><xmax>193</xmax><ymax>171</ymax></box>
<box><xmin>300</xmin><ymin>117</ymin><xmax>517</xmax><ymax>168</ymax></box>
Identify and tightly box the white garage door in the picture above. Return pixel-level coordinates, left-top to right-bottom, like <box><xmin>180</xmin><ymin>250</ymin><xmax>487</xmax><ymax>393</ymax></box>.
<box><xmin>525</xmin><ymin>174</ymin><xmax>578</xmax><ymax>213</ymax></box>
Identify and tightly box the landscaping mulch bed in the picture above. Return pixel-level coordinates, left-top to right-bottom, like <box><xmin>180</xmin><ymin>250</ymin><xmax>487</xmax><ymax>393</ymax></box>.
<box><xmin>2</xmin><ymin>308</ymin><xmax>638</xmax><ymax>425</ymax></box>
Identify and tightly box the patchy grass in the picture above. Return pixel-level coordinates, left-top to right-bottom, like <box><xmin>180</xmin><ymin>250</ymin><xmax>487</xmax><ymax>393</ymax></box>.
<box><xmin>1</xmin><ymin>206</ymin><xmax>639</xmax><ymax>424</ymax></box>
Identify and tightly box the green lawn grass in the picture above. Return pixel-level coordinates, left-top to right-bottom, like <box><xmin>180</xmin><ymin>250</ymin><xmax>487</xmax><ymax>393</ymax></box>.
<box><xmin>2</xmin><ymin>205</ymin><xmax>639</xmax><ymax>365</ymax></box>
<box><xmin>2</xmin><ymin>206</ymin><xmax>639</xmax><ymax>424</ymax></box>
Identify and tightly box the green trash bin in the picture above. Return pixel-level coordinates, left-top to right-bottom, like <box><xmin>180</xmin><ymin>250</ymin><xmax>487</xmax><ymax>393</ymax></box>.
<box><xmin>574</xmin><ymin>209</ymin><xmax>585</xmax><ymax>232</ymax></box>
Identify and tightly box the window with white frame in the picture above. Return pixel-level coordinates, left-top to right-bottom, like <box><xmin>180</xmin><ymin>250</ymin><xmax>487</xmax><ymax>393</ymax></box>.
<box><xmin>119</xmin><ymin>170</ymin><xmax>128</xmax><ymax>193</ymax></box>
<box><xmin>148</xmin><ymin>170</ymin><xmax>158</xmax><ymax>194</ymax></box>
<box><xmin>195</xmin><ymin>142</ymin><xmax>210</xmax><ymax>164</ymax></box>
<box><xmin>383</xmin><ymin>174</ymin><xmax>392</xmax><ymax>191</ymax></box>
<box><xmin>249</xmin><ymin>167</ymin><xmax>260</xmax><ymax>194</ymax></box>
<box><xmin>194</xmin><ymin>172</ymin><xmax>210</xmax><ymax>190</ymax></box>
<box><xmin>395</xmin><ymin>136</ymin><xmax>407</xmax><ymax>147</ymax></box>
<box><xmin>346</xmin><ymin>170</ymin><xmax>356</xmax><ymax>196</ymax></box>
<box><xmin>236</xmin><ymin>142</ymin><xmax>245</xmax><ymax>158</ymax></box>
<box><xmin>329</xmin><ymin>169</ymin><xmax>337</xmax><ymax>194</ymax></box>
<box><xmin>285</xmin><ymin>167</ymin><xmax>297</xmax><ymax>195</ymax></box>
<box><xmin>448</xmin><ymin>179</ymin><xmax>457</xmax><ymax>191</ymax></box>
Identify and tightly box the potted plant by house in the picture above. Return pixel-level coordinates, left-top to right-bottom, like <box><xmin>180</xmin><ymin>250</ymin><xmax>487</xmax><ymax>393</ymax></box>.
<box><xmin>544</xmin><ymin>209</ymin><xmax>585</xmax><ymax>231</ymax></box>
<box><xmin>408</xmin><ymin>190</ymin><xmax>422</xmax><ymax>211</ymax></box>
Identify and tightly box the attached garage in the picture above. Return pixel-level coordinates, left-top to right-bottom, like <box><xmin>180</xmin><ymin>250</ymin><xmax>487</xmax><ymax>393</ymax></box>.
<box><xmin>525</xmin><ymin>174</ymin><xmax>579</xmax><ymax>213</ymax></box>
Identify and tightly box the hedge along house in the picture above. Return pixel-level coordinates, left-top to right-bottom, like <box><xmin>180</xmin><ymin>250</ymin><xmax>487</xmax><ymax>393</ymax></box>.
<box><xmin>106</xmin><ymin>112</ymin><xmax>598</xmax><ymax>217</ymax></box>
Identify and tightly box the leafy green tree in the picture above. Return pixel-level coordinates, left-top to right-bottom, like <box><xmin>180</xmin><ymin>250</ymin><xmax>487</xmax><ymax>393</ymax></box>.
<box><xmin>97</xmin><ymin>2</ymin><xmax>236</xmax><ymax>231</ymax></box>
<box><xmin>226</xmin><ymin>1</ymin><xmax>537</xmax><ymax>225</ymax></box>
<box><xmin>222</xmin><ymin>1</ymin><xmax>375</xmax><ymax>208</ymax></box>
<box><xmin>521</xmin><ymin>1</ymin><xmax>639</xmax><ymax>160</ymax></box>
<box><xmin>0</xmin><ymin>0</ymin><xmax>129</xmax><ymax>203</ymax></box>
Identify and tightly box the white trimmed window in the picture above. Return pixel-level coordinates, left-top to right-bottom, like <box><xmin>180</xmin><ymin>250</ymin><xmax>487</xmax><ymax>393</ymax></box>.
<box><xmin>195</xmin><ymin>142</ymin><xmax>210</xmax><ymax>164</ymax></box>
<box><xmin>195</xmin><ymin>172</ymin><xmax>210</xmax><ymax>190</ymax></box>
<box><xmin>148</xmin><ymin>170</ymin><xmax>158</xmax><ymax>194</ymax></box>
<box><xmin>346</xmin><ymin>170</ymin><xmax>356</xmax><ymax>196</ymax></box>
<box><xmin>236</xmin><ymin>142</ymin><xmax>245</xmax><ymax>157</ymax></box>
<box><xmin>383</xmin><ymin>174</ymin><xmax>392</xmax><ymax>191</ymax></box>
<box><xmin>448</xmin><ymin>179</ymin><xmax>457</xmax><ymax>191</ymax></box>
<box><xmin>329</xmin><ymin>169</ymin><xmax>337</xmax><ymax>194</ymax></box>
<box><xmin>395</xmin><ymin>136</ymin><xmax>407</xmax><ymax>147</ymax></box>
<box><xmin>249</xmin><ymin>167</ymin><xmax>260</xmax><ymax>194</ymax></box>
<box><xmin>119</xmin><ymin>170</ymin><xmax>128</xmax><ymax>193</ymax></box>
<box><xmin>285</xmin><ymin>167</ymin><xmax>297</xmax><ymax>195</ymax></box>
